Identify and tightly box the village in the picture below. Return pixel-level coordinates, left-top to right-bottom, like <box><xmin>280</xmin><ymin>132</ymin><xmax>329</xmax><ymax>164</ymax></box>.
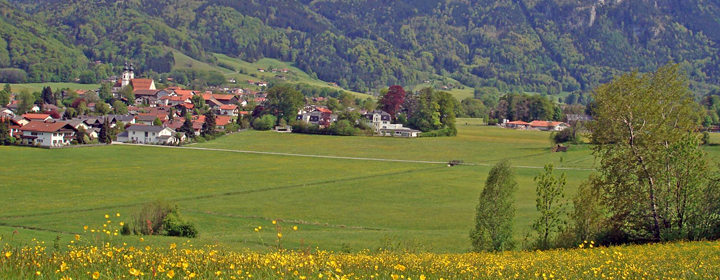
<box><xmin>0</xmin><ymin>64</ymin><xmax>427</xmax><ymax>147</ymax></box>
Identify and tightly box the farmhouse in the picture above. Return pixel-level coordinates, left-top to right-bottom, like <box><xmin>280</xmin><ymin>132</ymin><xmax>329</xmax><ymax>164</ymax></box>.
<box><xmin>19</xmin><ymin>121</ymin><xmax>77</xmax><ymax>147</ymax></box>
<box><xmin>119</xmin><ymin>125</ymin><xmax>181</xmax><ymax>144</ymax></box>
<box><xmin>21</xmin><ymin>113</ymin><xmax>52</xmax><ymax>122</ymax></box>
<box><xmin>528</xmin><ymin>120</ymin><xmax>569</xmax><ymax>131</ymax></box>
<box><xmin>297</xmin><ymin>107</ymin><xmax>336</xmax><ymax>127</ymax></box>
<box><xmin>505</xmin><ymin>120</ymin><xmax>530</xmax><ymax>129</ymax></box>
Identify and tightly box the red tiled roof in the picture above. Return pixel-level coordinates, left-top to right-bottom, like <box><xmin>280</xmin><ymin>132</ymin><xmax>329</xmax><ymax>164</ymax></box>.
<box><xmin>215</xmin><ymin>116</ymin><xmax>232</xmax><ymax>126</ymax></box>
<box><xmin>21</xmin><ymin>121</ymin><xmax>73</xmax><ymax>133</ymax></box>
<box><xmin>22</xmin><ymin>113</ymin><xmax>51</xmax><ymax>120</ymax></box>
<box><xmin>219</xmin><ymin>105</ymin><xmax>238</xmax><ymax>110</ymax></box>
<box><xmin>316</xmin><ymin>107</ymin><xmax>332</xmax><ymax>114</ymax></box>
<box><xmin>131</xmin><ymin>79</ymin><xmax>154</xmax><ymax>90</ymax></box>
<box><xmin>134</xmin><ymin>89</ymin><xmax>159</xmax><ymax>96</ymax></box>
<box><xmin>173</xmin><ymin>90</ymin><xmax>195</xmax><ymax>97</ymax></box>
<box><xmin>239</xmin><ymin>111</ymin><xmax>249</xmax><ymax>115</ymax></box>
<box><xmin>507</xmin><ymin>121</ymin><xmax>530</xmax><ymax>125</ymax></box>
<box><xmin>529</xmin><ymin>120</ymin><xmax>566</xmax><ymax>127</ymax></box>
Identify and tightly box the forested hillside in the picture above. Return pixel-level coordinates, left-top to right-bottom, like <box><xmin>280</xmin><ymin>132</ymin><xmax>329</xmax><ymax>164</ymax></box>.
<box><xmin>4</xmin><ymin>0</ymin><xmax>720</xmax><ymax>96</ymax></box>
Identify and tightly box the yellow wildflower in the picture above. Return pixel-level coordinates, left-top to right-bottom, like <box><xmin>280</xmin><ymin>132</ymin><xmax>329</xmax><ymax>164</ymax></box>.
<box><xmin>167</xmin><ymin>270</ymin><xmax>176</xmax><ymax>278</ymax></box>
<box><xmin>92</xmin><ymin>271</ymin><xmax>100</xmax><ymax>279</ymax></box>
<box><xmin>4</xmin><ymin>252</ymin><xmax>11</xmax><ymax>258</ymax></box>
<box><xmin>104</xmin><ymin>214</ymin><xmax>109</xmax><ymax>219</ymax></box>
<box><xmin>278</xmin><ymin>233</ymin><xmax>283</xmax><ymax>238</ymax></box>
<box><xmin>272</xmin><ymin>220</ymin><xmax>277</xmax><ymax>225</ymax></box>
<box><xmin>293</xmin><ymin>226</ymin><xmax>298</xmax><ymax>230</ymax></box>
<box><xmin>129</xmin><ymin>268</ymin><xmax>141</xmax><ymax>276</ymax></box>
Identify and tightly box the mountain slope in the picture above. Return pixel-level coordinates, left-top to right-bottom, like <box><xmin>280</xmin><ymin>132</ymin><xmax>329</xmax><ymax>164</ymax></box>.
<box><xmin>5</xmin><ymin>0</ymin><xmax>720</xmax><ymax>96</ymax></box>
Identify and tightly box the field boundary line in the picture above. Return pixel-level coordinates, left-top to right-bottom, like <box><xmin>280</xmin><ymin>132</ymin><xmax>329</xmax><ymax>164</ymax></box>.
<box><xmin>0</xmin><ymin>222</ymin><xmax>80</xmax><ymax>235</ymax></box>
<box><xmin>115</xmin><ymin>144</ymin><xmax>597</xmax><ymax>171</ymax></box>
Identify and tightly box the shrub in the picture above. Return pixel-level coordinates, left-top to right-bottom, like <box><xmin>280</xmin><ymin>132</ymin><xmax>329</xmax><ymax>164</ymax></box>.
<box><xmin>252</xmin><ymin>115</ymin><xmax>276</xmax><ymax>131</ymax></box>
<box><xmin>133</xmin><ymin>200</ymin><xmax>198</xmax><ymax>238</ymax></box>
<box><xmin>133</xmin><ymin>200</ymin><xmax>173</xmax><ymax>235</ymax></box>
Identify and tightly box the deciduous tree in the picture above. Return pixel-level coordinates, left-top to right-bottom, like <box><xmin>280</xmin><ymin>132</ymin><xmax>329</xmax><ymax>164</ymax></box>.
<box><xmin>532</xmin><ymin>164</ymin><xmax>567</xmax><ymax>250</ymax></box>
<box><xmin>380</xmin><ymin>85</ymin><xmax>406</xmax><ymax>120</ymax></box>
<box><xmin>470</xmin><ymin>160</ymin><xmax>518</xmax><ymax>252</ymax></box>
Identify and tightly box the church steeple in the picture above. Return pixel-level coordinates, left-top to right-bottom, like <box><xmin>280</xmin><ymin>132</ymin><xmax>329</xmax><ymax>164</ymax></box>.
<box><xmin>121</xmin><ymin>60</ymin><xmax>132</xmax><ymax>88</ymax></box>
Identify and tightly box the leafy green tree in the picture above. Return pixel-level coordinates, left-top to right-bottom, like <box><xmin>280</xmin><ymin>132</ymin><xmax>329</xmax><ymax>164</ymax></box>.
<box><xmin>264</xmin><ymin>85</ymin><xmax>304</xmax><ymax>125</ymax></box>
<box><xmin>0</xmin><ymin>117</ymin><xmax>9</xmax><ymax>144</ymax></box>
<box><xmin>191</xmin><ymin>95</ymin><xmax>206</xmax><ymax>110</ymax></box>
<box><xmin>99</xmin><ymin>83</ymin><xmax>113</xmax><ymax>102</ymax></box>
<box><xmin>532</xmin><ymin>164</ymin><xmax>567</xmax><ymax>250</ymax></box>
<box><xmin>589</xmin><ymin>64</ymin><xmax>709</xmax><ymax>242</ymax></box>
<box><xmin>17</xmin><ymin>90</ymin><xmax>36</xmax><ymax>114</ymax></box>
<box><xmin>252</xmin><ymin>115</ymin><xmax>276</xmax><ymax>131</ymax></box>
<box><xmin>95</xmin><ymin>101</ymin><xmax>111</xmax><ymax>115</ymax></box>
<box><xmin>75</xmin><ymin>126</ymin><xmax>87</xmax><ymax>144</ymax></box>
<box><xmin>113</xmin><ymin>101</ymin><xmax>128</xmax><ymax>114</ymax></box>
<box><xmin>153</xmin><ymin>117</ymin><xmax>163</xmax><ymax>126</ymax></box>
<box><xmin>470</xmin><ymin>160</ymin><xmax>518</xmax><ymax>252</ymax></box>
<box><xmin>0</xmin><ymin>84</ymin><xmax>10</xmax><ymax>107</ymax></box>
<box><xmin>64</xmin><ymin>108</ymin><xmax>77</xmax><ymax>119</ymax></box>
<box><xmin>120</xmin><ymin>85</ymin><xmax>134</xmax><ymax>102</ymax></box>
<box><xmin>325</xmin><ymin>98</ymin><xmax>342</xmax><ymax>112</ymax></box>
<box><xmin>78</xmin><ymin>70</ymin><xmax>97</xmax><ymax>84</ymax></box>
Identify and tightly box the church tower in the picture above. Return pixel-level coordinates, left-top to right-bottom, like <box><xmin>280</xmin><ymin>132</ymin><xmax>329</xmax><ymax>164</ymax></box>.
<box><xmin>121</xmin><ymin>61</ymin><xmax>135</xmax><ymax>87</ymax></box>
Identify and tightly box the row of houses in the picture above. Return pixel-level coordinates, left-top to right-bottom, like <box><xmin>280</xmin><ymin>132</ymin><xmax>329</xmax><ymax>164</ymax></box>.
<box><xmin>295</xmin><ymin>106</ymin><xmax>421</xmax><ymax>137</ymax></box>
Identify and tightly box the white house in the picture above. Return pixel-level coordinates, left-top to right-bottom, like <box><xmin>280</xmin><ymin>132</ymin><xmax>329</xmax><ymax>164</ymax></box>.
<box><xmin>379</xmin><ymin>127</ymin><xmax>422</xmax><ymax>138</ymax></box>
<box><xmin>19</xmin><ymin>121</ymin><xmax>77</xmax><ymax>147</ymax></box>
<box><xmin>121</xmin><ymin>125</ymin><xmax>182</xmax><ymax>144</ymax></box>
<box><xmin>362</xmin><ymin>110</ymin><xmax>405</xmax><ymax>133</ymax></box>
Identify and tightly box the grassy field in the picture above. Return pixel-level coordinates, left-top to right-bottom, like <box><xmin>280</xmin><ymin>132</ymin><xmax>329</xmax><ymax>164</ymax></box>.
<box><xmin>2</xmin><ymin>121</ymin><xmax>720</xmax><ymax>254</ymax></box>
<box><xmin>170</xmin><ymin>48</ymin><xmax>371</xmax><ymax>98</ymax></box>
<box><xmin>7</xmin><ymin>83</ymin><xmax>100</xmax><ymax>94</ymax></box>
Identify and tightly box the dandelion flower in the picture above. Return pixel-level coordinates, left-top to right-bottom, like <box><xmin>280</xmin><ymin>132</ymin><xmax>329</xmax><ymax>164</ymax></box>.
<box><xmin>167</xmin><ymin>270</ymin><xmax>176</xmax><ymax>278</ymax></box>
<box><xmin>105</xmin><ymin>214</ymin><xmax>109</xmax><ymax>219</ymax></box>
<box><xmin>92</xmin><ymin>271</ymin><xmax>100</xmax><ymax>279</ymax></box>
<box><xmin>35</xmin><ymin>271</ymin><xmax>41</xmax><ymax>276</ymax></box>
<box><xmin>293</xmin><ymin>226</ymin><xmax>298</xmax><ymax>231</ymax></box>
<box><xmin>116</xmin><ymin>213</ymin><xmax>121</xmax><ymax>217</ymax></box>
<box><xmin>278</xmin><ymin>233</ymin><xmax>283</xmax><ymax>238</ymax></box>
<box><xmin>4</xmin><ymin>252</ymin><xmax>11</xmax><ymax>258</ymax></box>
<box><xmin>129</xmin><ymin>268</ymin><xmax>141</xmax><ymax>276</ymax></box>
<box><xmin>74</xmin><ymin>234</ymin><xmax>80</xmax><ymax>241</ymax></box>
<box><xmin>272</xmin><ymin>220</ymin><xmax>277</xmax><ymax>225</ymax></box>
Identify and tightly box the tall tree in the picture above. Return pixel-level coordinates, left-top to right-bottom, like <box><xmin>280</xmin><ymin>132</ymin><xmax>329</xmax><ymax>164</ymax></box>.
<box><xmin>380</xmin><ymin>85</ymin><xmax>406</xmax><ymax>120</ymax></box>
<box><xmin>41</xmin><ymin>86</ymin><xmax>55</xmax><ymax>105</ymax></box>
<box><xmin>589</xmin><ymin>64</ymin><xmax>708</xmax><ymax>242</ymax></box>
<box><xmin>99</xmin><ymin>83</ymin><xmax>113</xmax><ymax>102</ymax></box>
<box><xmin>153</xmin><ymin>117</ymin><xmax>163</xmax><ymax>126</ymax></box>
<box><xmin>264</xmin><ymin>85</ymin><xmax>304</xmax><ymax>125</ymax></box>
<box><xmin>470</xmin><ymin>160</ymin><xmax>518</xmax><ymax>252</ymax></box>
<box><xmin>0</xmin><ymin>84</ymin><xmax>12</xmax><ymax>107</ymax></box>
<box><xmin>532</xmin><ymin>164</ymin><xmax>567</xmax><ymax>250</ymax></box>
<box><xmin>179</xmin><ymin>114</ymin><xmax>195</xmax><ymax>139</ymax></box>
<box><xmin>113</xmin><ymin>101</ymin><xmax>128</xmax><ymax>114</ymax></box>
<box><xmin>120</xmin><ymin>85</ymin><xmax>134</xmax><ymax>102</ymax></box>
<box><xmin>201</xmin><ymin>110</ymin><xmax>216</xmax><ymax>137</ymax></box>
<box><xmin>98</xmin><ymin>117</ymin><xmax>112</xmax><ymax>144</ymax></box>
<box><xmin>17</xmin><ymin>90</ymin><xmax>36</xmax><ymax>114</ymax></box>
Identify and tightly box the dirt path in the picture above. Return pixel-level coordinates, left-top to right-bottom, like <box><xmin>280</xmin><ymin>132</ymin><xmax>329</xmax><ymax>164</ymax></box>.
<box><xmin>114</xmin><ymin>143</ymin><xmax>595</xmax><ymax>171</ymax></box>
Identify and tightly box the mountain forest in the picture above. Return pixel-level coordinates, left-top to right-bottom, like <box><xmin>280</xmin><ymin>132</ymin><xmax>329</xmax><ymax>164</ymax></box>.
<box><xmin>2</xmin><ymin>0</ymin><xmax>720</xmax><ymax>98</ymax></box>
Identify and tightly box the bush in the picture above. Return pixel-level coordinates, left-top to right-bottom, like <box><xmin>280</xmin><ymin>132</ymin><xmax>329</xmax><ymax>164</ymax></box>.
<box><xmin>133</xmin><ymin>200</ymin><xmax>198</xmax><ymax>238</ymax></box>
<box><xmin>252</xmin><ymin>115</ymin><xmax>276</xmax><ymax>131</ymax></box>
<box><xmin>134</xmin><ymin>200</ymin><xmax>173</xmax><ymax>235</ymax></box>
<box><xmin>419</xmin><ymin>127</ymin><xmax>456</xmax><ymax>137</ymax></box>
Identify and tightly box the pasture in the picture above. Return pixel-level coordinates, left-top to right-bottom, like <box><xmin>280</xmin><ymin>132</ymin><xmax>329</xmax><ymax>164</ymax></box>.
<box><xmin>2</xmin><ymin>121</ymin><xmax>718</xmax><ymax>253</ymax></box>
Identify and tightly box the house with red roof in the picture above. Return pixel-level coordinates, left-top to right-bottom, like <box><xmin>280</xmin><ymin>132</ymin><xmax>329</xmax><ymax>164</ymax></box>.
<box><xmin>528</xmin><ymin>120</ymin><xmax>569</xmax><ymax>131</ymax></box>
<box><xmin>504</xmin><ymin>120</ymin><xmax>530</xmax><ymax>129</ymax></box>
<box><xmin>19</xmin><ymin>121</ymin><xmax>77</xmax><ymax>147</ymax></box>
<box><xmin>21</xmin><ymin>113</ymin><xmax>52</xmax><ymax>122</ymax></box>
<box><xmin>218</xmin><ymin>105</ymin><xmax>239</xmax><ymax>116</ymax></box>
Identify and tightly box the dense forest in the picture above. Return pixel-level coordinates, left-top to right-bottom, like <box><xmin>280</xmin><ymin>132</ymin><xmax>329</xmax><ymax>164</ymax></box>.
<box><xmin>2</xmin><ymin>0</ymin><xmax>720</xmax><ymax>96</ymax></box>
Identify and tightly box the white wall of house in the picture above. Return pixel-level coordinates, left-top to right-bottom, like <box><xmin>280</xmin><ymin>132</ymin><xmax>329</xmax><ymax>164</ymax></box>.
<box><xmin>26</xmin><ymin>131</ymin><xmax>72</xmax><ymax>147</ymax></box>
<box><xmin>128</xmin><ymin>128</ymin><xmax>175</xmax><ymax>144</ymax></box>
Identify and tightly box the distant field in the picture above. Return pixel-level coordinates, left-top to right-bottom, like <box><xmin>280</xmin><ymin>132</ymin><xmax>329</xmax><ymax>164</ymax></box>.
<box><xmin>3</xmin><ymin>121</ymin><xmax>719</xmax><ymax>253</ymax></box>
<box><xmin>7</xmin><ymin>83</ymin><xmax>100</xmax><ymax>93</ymax></box>
<box><xmin>170</xmin><ymin>48</ymin><xmax>372</xmax><ymax>98</ymax></box>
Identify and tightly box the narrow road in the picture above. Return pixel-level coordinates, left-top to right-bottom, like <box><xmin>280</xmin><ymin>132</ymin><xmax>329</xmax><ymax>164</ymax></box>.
<box><xmin>113</xmin><ymin>143</ymin><xmax>595</xmax><ymax>171</ymax></box>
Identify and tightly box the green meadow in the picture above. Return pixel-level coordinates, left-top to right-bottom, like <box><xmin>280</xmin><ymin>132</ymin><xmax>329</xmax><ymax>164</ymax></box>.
<box><xmin>2</xmin><ymin>121</ymin><xmax>719</xmax><ymax>253</ymax></box>
<box><xmin>7</xmin><ymin>83</ymin><xmax>101</xmax><ymax>94</ymax></box>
